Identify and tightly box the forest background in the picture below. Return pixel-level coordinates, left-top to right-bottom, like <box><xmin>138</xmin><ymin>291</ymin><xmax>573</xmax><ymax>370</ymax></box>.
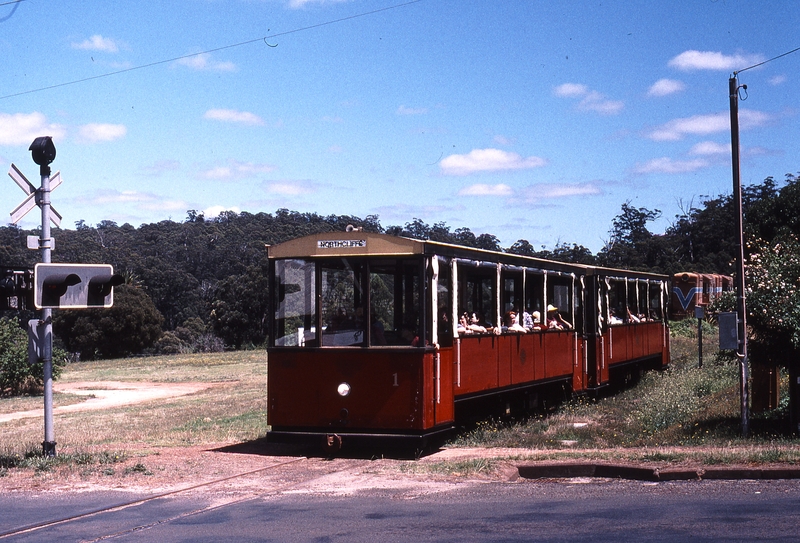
<box><xmin>1</xmin><ymin>173</ymin><xmax>799</xmax><ymax>368</ymax></box>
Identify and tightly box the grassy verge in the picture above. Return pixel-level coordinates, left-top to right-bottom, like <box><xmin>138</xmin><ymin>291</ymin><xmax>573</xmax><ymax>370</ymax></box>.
<box><xmin>2</xmin><ymin>326</ymin><xmax>798</xmax><ymax>480</ymax></box>
<box><xmin>438</xmin><ymin>320</ymin><xmax>799</xmax><ymax>473</ymax></box>
<box><xmin>0</xmin><ymin>351</ymin><xmax>268</xmax><ymax>475</ymax></box>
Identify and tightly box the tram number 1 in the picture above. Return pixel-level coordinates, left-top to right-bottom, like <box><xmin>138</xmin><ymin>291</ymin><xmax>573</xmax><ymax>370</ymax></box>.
<box><xmin>392</xmin><ymin>373</ymin><xmax>399</xmax><ymax>387</ymax></box>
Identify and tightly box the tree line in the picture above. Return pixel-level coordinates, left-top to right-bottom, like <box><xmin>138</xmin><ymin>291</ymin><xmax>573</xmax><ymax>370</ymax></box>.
<box><xmin>1</xmin><ymin>173</ymin><xmax>799</xmax><ymax>364</ymax></box>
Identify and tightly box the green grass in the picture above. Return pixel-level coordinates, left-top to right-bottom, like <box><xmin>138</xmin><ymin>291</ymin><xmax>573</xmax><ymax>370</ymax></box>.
<box><xmin>0</xmin><ymin>351</ymin><xmax>269</xmax><ymax>465</ymax></box>
<box><xmin>448</xmin><ymin>322</ymin><xmax>799</xmax><ymax>460</ymax></box>
<box><xmin>2</xmin><ymin>329</ymin><xmax>799</xmax><ymax>479</ymax></box>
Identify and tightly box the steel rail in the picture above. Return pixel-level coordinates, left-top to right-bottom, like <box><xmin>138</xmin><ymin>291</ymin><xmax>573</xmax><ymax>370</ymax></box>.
<box><xmin>0</xmin><ymin>456</ymin><xmax>308</xmax><ymax>540</ymax></box>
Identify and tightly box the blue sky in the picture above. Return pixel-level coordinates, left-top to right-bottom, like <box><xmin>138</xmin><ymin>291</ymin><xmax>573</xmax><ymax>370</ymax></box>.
<box><xmin>1</xmin><ymin>0</ymin><xmax>798</xmax><ymax>253</ymax></box>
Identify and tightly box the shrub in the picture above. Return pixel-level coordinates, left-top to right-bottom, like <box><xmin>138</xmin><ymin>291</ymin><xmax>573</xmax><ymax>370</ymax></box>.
<box><xmin>0</xmin><ymin>317</ymin><xmax>66</xmax><ymax>396</ymax></box>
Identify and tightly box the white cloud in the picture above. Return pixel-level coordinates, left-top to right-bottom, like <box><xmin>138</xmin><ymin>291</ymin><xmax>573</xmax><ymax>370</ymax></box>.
<box><xmin>668</xmin><ymin>50</ymin><xmax>763</xmax><ymax>71</ymax></box>
<box><xmin>203</xmin><ymin>109</ymin><xmax>264</xmax><ymax>126</ymax></box>
<box><xmin>397</xmin><ymin>105</ymin><xmax>428</xmax><ymax>115</ymax></box>
<box><xmin>204</xmin><ymin>205</ymin><xmax>241</xmax><ymax>218</ymax></box>
<box><xmin>77</xmin><ymin>123</ymin><xmax>127</xmax><ymax>143</ymax></box>
<box><xmin>266</xmin><ymin>181</ymin><xmax>314</xmax><ymax>195</ymax></box>
<box><xmin>458</xmin><ymin>183</ymin><xmax>513</xmax><ymax>197</ymax></box>
<box><xmin>553</xmin><ymin>83</ymin><xmax>588</xmax><ymax>97</ymax></box>
<box><xmin>521</xmin><ymin>183</ymin><xmax>601</xmax><ymax>201</ymax></box>
<box><xmin>648</xmin><ymin>78</ymin><xmax>685</xmax><ymax>97</ymax></box>
<box><xmin>633</xmin><ymin>157</ymin><xmax>709</xmax><ymax>174</ymax></box>
<box><xmin>577</xmin><ymin>91</ymin><xmax>624</xmax><ymax>115</ymax></box>
<box><xmin>0</xmin><ymin>112</ymin><xmax>66</xmax><ymax>146</ymax></box>
<box><xmin>177</xmin><ymin>53</ymin><xmax>237</xmax><ymax>72</ymax></box>
<box><xmin>554</xmin><ymin>83</ymin><xmax>623</xmax><ymax>115</ymax></box>
<box><xmin>201</xmin><ymin>160</ymin><xmax>276</xmax><ymax>180</ymax></box>
<box><xmin>647</xmin><ymin>109</ymin><xmax>771</xmax><ymax>141</ymax></box>
<box><xmin>72</xmin><ymin>34</ymin><xmax>119</xmax><ymax>53</ymax></box>
<box><xmin>78</xmin><ymin>189</ymin><xmax>188</xmax><ymax>212</ymax></box>
<box><xmin>440</xmin><ymin>148</ymin><xmax>546</xmax><ymax>176</ymax></box>
<box><xmin>141</xmin><ymin>159</ymin><xmax>181</xmax><ymax>176</ymax></box>
<box><xmin>690</xmin><ymin>141</ymin><xmax>730</xmax><ymax>156</ymax></box>
<box><xmin>769</xmin><ymin>74</ymin><xmax>787</xmax><ymax>86</ymax></box>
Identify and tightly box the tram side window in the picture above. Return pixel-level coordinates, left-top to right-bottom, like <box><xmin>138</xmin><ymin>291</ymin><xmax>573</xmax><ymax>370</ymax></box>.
<box><xmin>524</xmin><ymin>272</ymin><xmax>544</xmax><ymax>330</ymax></box>
<box><xmin>370</xmin><ymin>259</ymin><xmax>422</xmax><ymax>346</ymax></box>
<box><xmin>547</xmin><ymin>277</ymin><xmax>573</xmax><ymax>329</ymax></box>
<box><xmin>274</xmin><ymin>259</ymin><xmax>317</xmax><ymax>347</ymax></box>
<box><xmin>607</xmin><ymin>279</ymin><xmax>627</xmax><ymax>325</ymax></box>
<box><xmin>636</xmin><ymin>282</ymin><xmax>649</xmax><ymax>321</ymax></box>
<box><xmin>436</xmin><ymin>259</ymin><xmax>453</xmax><ymax>347</ymax></box>
<box><xmin>649</xmin><ymin>282</ymin><xmax>664</xmax><ymax>321</ymax></box>
<box><xmin>321</xmin><ymin>259</ymin><xmax>365</xmax><ymax>346</ymax></box>
<box><xmin>625</xmin><ymin>279</ymin><xmax>641</xmax><ymax>322</ymax></box>
<box><xmin>458</xmin><ymin>267</ymin><xmax>496</xmax><ymax>331</ymax></box>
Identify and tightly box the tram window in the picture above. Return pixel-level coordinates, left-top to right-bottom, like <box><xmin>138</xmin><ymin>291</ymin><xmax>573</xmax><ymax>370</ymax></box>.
<box><xmin>607</xmin><ymin>279</ymin><xmax>627</xmax><ymax>325</ymax></box>
<box><xmin>370</xmin><ymin>259</ymin><xmax>421</xmax><ymax>346</ymax></box>
<box><xmin>502</xmin><ymin>272</ymin><xmax>523</xmax><ymax>314</ymax></box>
<box><xmin>548</xmin><ymin>278</ymin><xmax>573</xmax><ymax>324</ymax></box>
<box><xmin>369</xmin><ymin>266</ymin><xmax>393</xmax><ymax>346</ymax></box>
<box><xmin>274</xmin><ymin>259</ymin><xmax>316</xmax><ymax>347</ymax></box>
<box><xmin>625</xmin><ymin>279</ymin><xmax>638</xmax><ymax>322</ymax></box>
<box><xmin>525</xmin><ymin>272</ymin><xmax>544</xmax><ymax>320</ymax></box>
<box><xmin>436</xmin><ymin>260</ymin><xmax>453</xmax><ymax>347</ymax></box>
<box><xmin>649</xmin><ymin>282</ymin><xmax>663</xmax><ymax>320</ymax></box>
<box><xmin>636</xmin><ymin>282</ymin><xmax>649</xmax><ymax>321</ymax></box>
<box><xmin>458</xmin><ymin>267</ymin><xmax>496</xmax><ymax>328</ymax></box>
<box><xmin>321</xmin><ymin>259</ymin><xmax>366</xmax><ymax>346</ymax></box>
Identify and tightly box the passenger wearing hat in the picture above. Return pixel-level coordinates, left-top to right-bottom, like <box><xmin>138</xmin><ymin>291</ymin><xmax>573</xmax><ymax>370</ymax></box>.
<box><xmin>546</xmin><ymin>304</ymin><xmax>572</xmax><ymax>330</ymax></box>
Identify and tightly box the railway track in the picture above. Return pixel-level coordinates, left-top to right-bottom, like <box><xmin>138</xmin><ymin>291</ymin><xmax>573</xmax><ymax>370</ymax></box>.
<box><xmin>0</xmin><ymin>455</ymin><xmax>372</xmax><ymax>541</ymax></box>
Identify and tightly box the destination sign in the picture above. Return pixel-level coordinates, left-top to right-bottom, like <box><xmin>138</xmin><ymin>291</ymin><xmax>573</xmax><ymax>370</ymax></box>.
<box><xmin>317</xmin><ymin>239</ymin><xmax>367</xmax><ymax>249</ymax></box>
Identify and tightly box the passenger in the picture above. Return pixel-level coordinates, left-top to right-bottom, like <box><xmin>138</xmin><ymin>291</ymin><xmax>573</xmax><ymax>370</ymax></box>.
<box><xmin>608</xmin><ymin>308</ymin><xmax>624</xmax><ymax>325</ymax></box>
<box><xmin>522</xmin><ymin>310</ymin><xmax>534</xmax><ymax>329</ymax></box>
<box><xmin>438</xmin><ymin>311</ymin><xmax>453</xmax><ymax>347</ymax></box>
<box><xmin>530</xmin><ymin>310</ymin><xmax>545</xmax><ymax>331</ymax></box>
<box><xmin>546</xmin><ymin>304</ymin><xmax>572</xmax><ymax>330</ymax></box>
<box><xmin>457</xmin><ymin>312</ymin><xmax>471</xmax><ymax>335</ymax></box>
<box><xmin>626</xmin><ymin>307</ymin><xmax>640</xmax><ymax>323</ymax></box>
<box><xmin>468</xmin><ymin>312</ymin><xmax>488</xmax><ymax>334</ymax></box>
<box><xmin>370</xmin><ymin>314</ymin><xmax>387</xmax><ymax>345</ymax></box>
<box><xmin>503</xmin><ymin>310</ymin><xmax>527</xmax><ymax>333</ymax></box>
<box><xmin>400</xmin><ymin>326</ymin><xmax>420</xmax><ymax>346</ymax></box>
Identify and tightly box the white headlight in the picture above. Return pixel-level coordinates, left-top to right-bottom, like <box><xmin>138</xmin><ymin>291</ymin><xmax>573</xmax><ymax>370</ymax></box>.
<box><xmin>337</xmin><ymin>382</ymin><xmax>351</xmax><ymax>397</ymax></box>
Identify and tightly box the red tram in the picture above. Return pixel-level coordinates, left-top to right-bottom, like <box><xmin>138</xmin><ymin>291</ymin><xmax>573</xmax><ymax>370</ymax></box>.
<box><xmin>670</xmin><ymin>272</ymin><xmax>733</xmax><ymax>319</ymax></box>
<box><xmin>267</xmin><ymin>231</ymin><xmax>670</xmax><ymax>451</ymax></box>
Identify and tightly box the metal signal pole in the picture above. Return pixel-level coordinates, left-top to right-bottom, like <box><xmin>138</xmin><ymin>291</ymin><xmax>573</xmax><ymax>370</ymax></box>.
<box><xmin>728</xmin><ymin>75</ymin><xmax>749</xmax><ymax>438</ymax></box>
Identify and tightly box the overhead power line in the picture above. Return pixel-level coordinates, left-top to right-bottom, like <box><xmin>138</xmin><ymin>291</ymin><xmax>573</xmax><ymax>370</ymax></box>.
<box><xmin>0</xmin><ymin>0</ymin><xmax>422</xmax><ymax>100</ymax></box>
<box><xmin>735</xmin><ymin>45</ymin><xmax>800</xmax><ymax>75</ymax></box>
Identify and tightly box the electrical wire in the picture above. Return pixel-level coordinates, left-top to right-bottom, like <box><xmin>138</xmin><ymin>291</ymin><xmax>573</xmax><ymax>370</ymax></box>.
<box><xmin>0</xmin><ymin>0</ymin><xmax>23</xmax><ymax>23</ymax></box>
<box><xmin>0</xmin><ymin>0</ymin><xmax>423</xmax><ymax>100</ymax></box>
<box><xmin>734</xmin><ymin>45</ymin><xmax>800</xmax><ymax>75</ymax></box>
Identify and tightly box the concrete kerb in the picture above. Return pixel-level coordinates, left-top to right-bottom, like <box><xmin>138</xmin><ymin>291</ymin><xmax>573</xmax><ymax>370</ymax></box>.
<box><xmin>517</xmin><ymin>463</ymin><xmax>800</xmax><ymax>481</ymax></box>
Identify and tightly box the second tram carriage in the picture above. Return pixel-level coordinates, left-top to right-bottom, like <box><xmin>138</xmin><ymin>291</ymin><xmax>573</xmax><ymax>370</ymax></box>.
<box><xmin>670</xmin><ymin>271</ymin><xmax>733</xmax><ymax>319</ymax></box>
<box><xmin>267</xmin><ymin>231</ymin><xmax>670</xmax><ymax>451</ymax></box>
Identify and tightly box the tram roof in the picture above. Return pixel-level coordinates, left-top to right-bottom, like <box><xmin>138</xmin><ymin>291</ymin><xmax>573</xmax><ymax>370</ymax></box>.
<box><xmin>267</xmin><ymin>231</ymin><xmax>667</xmax><ymax>280</ymax></box>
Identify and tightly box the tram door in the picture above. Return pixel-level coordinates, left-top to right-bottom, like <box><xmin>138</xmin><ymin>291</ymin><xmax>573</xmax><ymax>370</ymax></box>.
<box><xmin>431</xmin><ymin>256</ymin><xmax>455</xmax><ymax>426</ymax></box>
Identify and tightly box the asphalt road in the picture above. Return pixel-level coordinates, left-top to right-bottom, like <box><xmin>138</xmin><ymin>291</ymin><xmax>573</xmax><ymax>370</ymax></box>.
<box><xmin>2</xmin><ymin>478</ymin><xmax>798</xmax><ymax>542</ymax></box>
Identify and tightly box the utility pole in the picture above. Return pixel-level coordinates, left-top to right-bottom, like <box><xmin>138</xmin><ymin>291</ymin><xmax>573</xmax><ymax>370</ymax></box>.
<box><xmin>728</xmin><ymin>75</ymin><xmax>749</xmax><ymax>438</ymax></box>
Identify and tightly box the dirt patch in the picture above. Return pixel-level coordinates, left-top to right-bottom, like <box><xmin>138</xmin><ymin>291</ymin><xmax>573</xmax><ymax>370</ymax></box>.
<box><xmin>0</xmin><ymin>381</ymin><xmax>218</xmax><ymax>423</ymax></box>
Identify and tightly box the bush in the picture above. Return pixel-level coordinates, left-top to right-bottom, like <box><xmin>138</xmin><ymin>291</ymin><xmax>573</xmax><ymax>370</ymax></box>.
<box><xmin>0</xmin><ymin>317</ymin><xmax>66</xmax><ymax>396</ymax></box>
<box><xmin>54</xmin><ymin>285</ymin><xmax>164</xmax><ymax>359</ymax></box>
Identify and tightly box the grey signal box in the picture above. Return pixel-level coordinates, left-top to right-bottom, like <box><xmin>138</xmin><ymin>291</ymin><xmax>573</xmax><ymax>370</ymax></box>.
<box><xmin>718</xmin><ymin>311</ymin><xmax>740</xmax><ymax>350</ymax></box>
<box><xmin>34</xmin><ymin>263</ymin><xmax>123</xmax><ymax>309</ymax></box>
